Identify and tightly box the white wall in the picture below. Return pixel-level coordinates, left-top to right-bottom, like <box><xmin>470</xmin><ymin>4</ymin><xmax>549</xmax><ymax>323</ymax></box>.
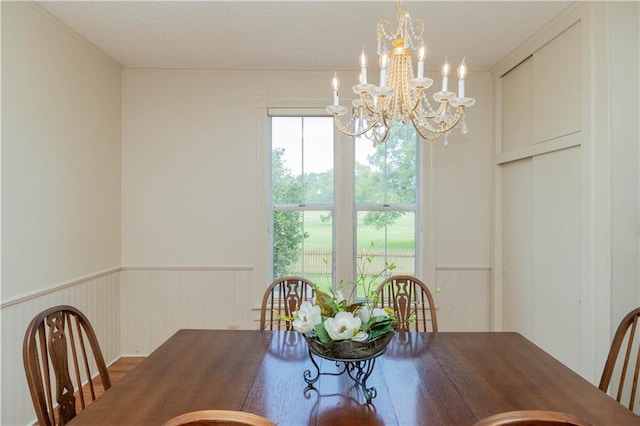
<box><xmin>2</xmin><ymin>3</ymin><xmax>122</xmax><ymax>301</ymax></box>
<box><xmin>608</xmin><ymin>1</ymin><xmax>640</xmax><ymax>331</ymax></box>
<box><xmin>1</xmin><ymin>3</ymin><xmax>122</xmax><ymax>424</ymax></box>
<box><xmin>431</xmin><ymin>71</ymin><xmax>494</xmax><ymax>330</ymax></box>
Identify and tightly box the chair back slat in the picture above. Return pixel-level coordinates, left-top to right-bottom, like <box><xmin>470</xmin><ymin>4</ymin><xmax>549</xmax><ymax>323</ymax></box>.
<box><xmin>631</xmin><ymin>346</ymin><xmax>640</xmax><ymax>410</ymax></box>
<box><xmin>616</xmin><ymin>317</ymin><xmax>637</xmax><ymax>403</ymax></box>
<box><xmin>23</xmin><ymin>305</ymin><xmax>111</xmax><ymax>425</ymax></box>
<box><xmin>45</xmin><ymin>311</ymin><xmax>78</xmax><ymax>424</ymax></box>
<box><xmin>375</xmin><ymin>275</ymin><xmax>438</xmax><ymax>333</ymax></box>
<box><xmin>36</xmin><ymin>325</ymin><xmax>56</xmax><ymax>426</ymax></box>
<box><xmin>599</xmin><ymin>307</ymin><xmax>640</xmax><ymax>413</ymax></box>
<box><xmin>74</xmin><ymin>315</ymin><xmax>96</xmax><ymax>404</ymax></box>
<box><xmin>260</xmin><ymin>277</ymin><xmax>315</xmax><ymax>331</ymax></box>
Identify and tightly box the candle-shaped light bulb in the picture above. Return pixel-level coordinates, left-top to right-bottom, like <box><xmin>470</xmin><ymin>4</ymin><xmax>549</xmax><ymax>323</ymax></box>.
<box><xmin>379</xmin><ymin>52</ymin><xmax>389</xmax><ymax>87</ymax></box>
<box><xmin>417</xmin><ymin>43</ymin><xmax>426</xmax><ymax>78</ymax></box>
<box><xmin>332</xmin><ymin>73</ymin><xmax>339</xmax><ymax>106</ymax></box>
<box><xmin>457</xmin><ymin>57</ymin><xmax>467</xmax><ymax>98</ymax></box>
<box><xmin>359</xmin><ymin>48</ymin><xmax>368</xmax><ymax>84</ymax></box>
<box><xmin>441</xmin><ymin>57</ymin><xmax>450</xmax><ymax>92</ymax></box>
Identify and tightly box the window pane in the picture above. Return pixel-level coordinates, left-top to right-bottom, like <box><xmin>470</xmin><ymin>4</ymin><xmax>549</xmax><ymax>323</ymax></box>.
<box><xmin>386</xmin><ymin>211</ymin><xmax>416</xmax><ymax>275</ymax></box>
<box><xmin>355</xmin><ymin>138</ymin><xmax>384</xmax><ymax>204</ymax></box>
<box><xmin>272</xmin><ymin>117</ymin><xmax>303</xmax><ymax>205</ymax></box>
<box><xmin>272</xmin><ymin>210</ymin><xmax>332</xmax><ymax>293</ymax></box>
<box><xmin>303</xmin><ymin>117</ymin><xmax>334</xmax><ymax>204</ymax></box>
<box><xmin>355</xmin><ymin>210</ymin><xmax>416</xmax><ymax>295</ymax></box>
<box><xmin>355</xmin><ymin>124</ymin><xmax>417</xmax><ymax>205</ymax></box>
<box><xmin>301</xmin><ymin>211</ymin><xmax>332</xmax><ymax>292</ymax></box>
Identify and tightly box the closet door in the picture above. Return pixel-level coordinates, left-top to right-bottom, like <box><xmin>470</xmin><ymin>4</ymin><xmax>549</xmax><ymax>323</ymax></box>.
<box><xmin>502</xmin><ymin>57</ymin><xmax>532</xmax><ymax>155</ymax></box>
<box><xmin>532</xmin><ymin>146</ymin><xmax>581</xmax><ymax>369</ymax></box>
<box><xmin>532</xmin><ymin>23</ymin><xmax>581</xmax><ymax>144</ymax></box>
<box><xmin>499</xmin><ymin>21</ymin><xmax>583</xmax><ymax>372</ymax></box>
<box><xmin>502</xmin><ymin>159</ymin><xmax>533</xmax><ymax>339</ymax></box>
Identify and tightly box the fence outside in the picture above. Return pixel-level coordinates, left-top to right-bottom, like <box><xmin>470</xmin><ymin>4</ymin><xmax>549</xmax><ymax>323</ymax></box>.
<box><xmin>288</xmin><ymin>249</ymin><xmax>415</xmax><ymax>277</ymax></box>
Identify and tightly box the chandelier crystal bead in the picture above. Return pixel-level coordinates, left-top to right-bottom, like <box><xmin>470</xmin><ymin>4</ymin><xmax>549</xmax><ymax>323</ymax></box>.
<box><xmin>327</xmin><ymin>0</ymin><xmax>475</xmax><ymax>145</ymax></box>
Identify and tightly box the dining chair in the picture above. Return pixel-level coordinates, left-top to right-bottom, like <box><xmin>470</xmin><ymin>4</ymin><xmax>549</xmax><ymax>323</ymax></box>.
<box><xmin>259</xmin><ymin>276</ymin><xmax>315</xmax><ymax>331</ymax></box>
<box><xmin>375</xmin><ymin>275</ymin><xmax>438</xmax><ymax>332</ymax></box>
<box><xmin>472</xmin><ymin>410</ymin><xmax>592</xmax><ymax>426</ymax></box>
<box><xmin>598</xmin><ymin>306</ymin><xmax>640</xmax><ymax>412</ymax></box>
<box><xmin>162</xmin><ymin>409</ymin><xmax>276</xmax><ymax>426</ymax></box>
<box><xmin>23</xmin><ymin>305</ymin><xmax>111</xmax><ymax>426</ymax></box>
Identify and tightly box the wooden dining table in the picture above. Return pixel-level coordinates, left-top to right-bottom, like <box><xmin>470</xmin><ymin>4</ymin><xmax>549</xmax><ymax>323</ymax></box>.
<box><xmin>68</xmin><ymin>329</ymin><xmax>639</xmax><ymax>425</ymax></box>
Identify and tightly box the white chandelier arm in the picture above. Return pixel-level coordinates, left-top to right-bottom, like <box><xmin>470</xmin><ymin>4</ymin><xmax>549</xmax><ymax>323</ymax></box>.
<box><xmin>410</xmin><ymin>105</ymin><xmax>466</xmax><ymax>140</ymax></box>
<box><xmin>366</xmin><ymin>124</ymin><xmax>391</xmax><ymax>146</ymax></box>
<box><xmin>414</xmin><ymin>96</ymin><xmax>448</xmax><ymax>120</ymax></box>
<box><xmin>408</xmin><ymin>90</ymin><xmax>424</xmax><ymax>116</ymax></box>
<box><xmin>410</xmin><ymin>114</ymin><xmax>449</xmax><ymax>142</ymax></box>
<box><xmin>332</xmin><ymin>113</ymin><xmax>380</xmax><ymax>138</ymax></box>
<box><xmin>361</xmin><ymin>93</ymin><xmax>383</xmax><ymax>115</ymax></box>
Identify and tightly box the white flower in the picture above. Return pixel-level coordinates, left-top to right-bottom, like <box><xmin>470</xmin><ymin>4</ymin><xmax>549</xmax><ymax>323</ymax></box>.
<box><xmin>292</xmin><ymin>301</ymin><xmax>322</xmax><ymax>334</ymax></box>
<box><xmin>359</xmin><ymin>306</ymin><xmax>372</xmax><ymax>324</ymax></box>
<box><xmin>351</xmin><ymin>331</ymin><xmax>369</xmax><ymax>342</ymax></box>
<box><xmin>372</xmin><ymin>308</ymin><xmax>389</xmax><ymax>318</ymax></box>
<box><xmin>324</xmin><ymin>312</ymin><xmax>362</xmax><ymax>341</ymax></box>
<box><xmin>334</xmin><ymin>290</ymin><xmax>346</xmax><ymax>303</ymax></box>
<box><xmin>359</xmin><ymin>306</ymin><xmax>388</xmax><ymax>324</ymax></box>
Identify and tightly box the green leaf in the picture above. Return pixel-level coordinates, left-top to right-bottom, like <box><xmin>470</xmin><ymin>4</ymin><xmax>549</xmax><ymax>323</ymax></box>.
<box><xmin>315</xmin><ymin>291</ymin><xmax>336</xmax><ymax>317</ymax></box>
<box><xmin>314</xmin><ymin>322</ymin><xmax>331</xmax><ymax>344</ymax></box>
<box><xmin>368</xmin><ymin>324</ymin><xmax>395</xmax><ymax>340</ymax></box>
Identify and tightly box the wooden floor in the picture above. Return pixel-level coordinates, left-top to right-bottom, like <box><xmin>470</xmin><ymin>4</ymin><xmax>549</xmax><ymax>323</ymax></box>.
<box><xmin>105</xmin><ymin>356</ymin><xmax>146</xmax><ymax>387</ymax></box>
<box><xmin>81</xmin><ymin>356</ymin><xmax>146</xmax><ymax>403</ymax></box>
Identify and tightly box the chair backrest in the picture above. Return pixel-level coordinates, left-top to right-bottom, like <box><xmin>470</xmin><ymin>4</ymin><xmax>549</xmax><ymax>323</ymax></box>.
<box><xmin>23</xmin><ymin>305</ymin><xmax>111</xmax><ymax>426</ymax></box>
<box><xmin>599</xmin><ymin>306</ymin><xmax>640</xmax><ymax>411</ymax></box>
<box><xmin>163</xmin><ymin>409</ymin><xmax>276</xmax><ymax>426</ymax></box>
<box><xmin>375</xmin><ymin>275</ymin><xmax>438</xmax><ymax>332</ymax></box>
<box><xmin>259</xmin><ymin>276</ymin><xmax>315</xmax><ymax>331</ymax></box>
<box><xmin>472</xmin><ymin>410</ymin><xmax>591</xmax><ymax>426</ymax></box>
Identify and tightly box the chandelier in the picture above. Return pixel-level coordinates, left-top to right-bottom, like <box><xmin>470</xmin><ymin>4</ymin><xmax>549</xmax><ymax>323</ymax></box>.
<box><xmin>326</xmin><ymin>0</ymin><xmax>475</xmax><ymax>145</ymax></box>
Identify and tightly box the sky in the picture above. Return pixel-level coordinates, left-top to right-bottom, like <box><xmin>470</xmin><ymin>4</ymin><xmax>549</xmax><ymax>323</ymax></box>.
<box><xmin>272</xmin><ymin>116</ymin><xmax>374</xmax><ymax>174</ymax></box>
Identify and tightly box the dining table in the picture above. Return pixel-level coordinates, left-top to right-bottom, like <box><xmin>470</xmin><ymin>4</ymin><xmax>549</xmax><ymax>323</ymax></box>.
<box><xmin>68</xmin><ymin>329</ymin><xmax>639</xmax><ymax>425</ymax></box>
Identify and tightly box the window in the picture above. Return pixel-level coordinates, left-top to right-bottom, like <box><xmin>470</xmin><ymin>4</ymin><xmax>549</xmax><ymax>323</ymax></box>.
<box><xmin>270</xmin><ymin>115</ymin><xmax>419</xmax><ymax>296</ymax></box>
<box><xmin>271</xmin><ymin>116</ymin><xmax>333</xmax><ymax>292</ymax></box>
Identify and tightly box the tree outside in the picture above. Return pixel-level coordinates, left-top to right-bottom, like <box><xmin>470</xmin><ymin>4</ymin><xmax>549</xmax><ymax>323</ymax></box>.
<box><xmin>272</xmin><ymin>148</ymin><xmax>307</xmax><ymax>278</ymax></box>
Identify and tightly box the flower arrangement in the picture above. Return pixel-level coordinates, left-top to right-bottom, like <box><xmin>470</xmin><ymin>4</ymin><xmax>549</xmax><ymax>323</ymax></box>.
<box><xmin>287</xmin><ymin>244</ymin><xmax>398</xmax><ymax>358</ymax></box>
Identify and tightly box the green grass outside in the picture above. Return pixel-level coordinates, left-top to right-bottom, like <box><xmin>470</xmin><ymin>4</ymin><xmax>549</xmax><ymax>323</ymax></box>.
<box><xmin>302</xmin><ymin>211</ymin><xmax>415</xmax><ymax>250</ymax></box>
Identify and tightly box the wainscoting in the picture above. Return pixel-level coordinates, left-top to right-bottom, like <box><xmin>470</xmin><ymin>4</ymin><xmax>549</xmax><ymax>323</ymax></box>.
<box><xmin>1</xmin><ymin>269</ymin><xmax>121</xmax><ymax>426</ymax></box>
<box><xmin>119</xmin><ymin>267</ymin><xmax>256</xmax><ymax>355</ymax></box>
<box><xmin>434</xmin><ymin>267</ymin><xmax>492</xmax><ymax>331</ymax></box>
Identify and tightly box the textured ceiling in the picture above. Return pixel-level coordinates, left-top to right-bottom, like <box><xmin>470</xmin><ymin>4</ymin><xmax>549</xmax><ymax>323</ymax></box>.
<box><xmin>38</xmin><ymin>1</ymin><xmax>574</xmax><ymax>71</ymax></box>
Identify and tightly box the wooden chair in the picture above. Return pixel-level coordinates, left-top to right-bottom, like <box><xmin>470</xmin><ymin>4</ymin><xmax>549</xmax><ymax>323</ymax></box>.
<box><xmin>599</xmin><ymin>307</ymin><xmax>640</xmax><ymax>411</ymax></box>
<box><xmin>473</xmin><ymin>410</ymin><xmax>591</xmax><ymax>426</ymax></box>
<box><xmin>375</xmin><ymin>275</ymin><xmax>438</xmax><ymax>332</ymax></box>
<box><xmin>163</xmin><ymin>409</ymin><xmax>276</xmax><ymax>426</ymax></box>
<box><xmin>259</xmin><ymin>276</ymin><xmax>315</xmax><ymax>331</ymax></box>
<box><xmin>23</xmin><ymin>305</ymin><xmax>111</xmax><ymax>426</ymax></box>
